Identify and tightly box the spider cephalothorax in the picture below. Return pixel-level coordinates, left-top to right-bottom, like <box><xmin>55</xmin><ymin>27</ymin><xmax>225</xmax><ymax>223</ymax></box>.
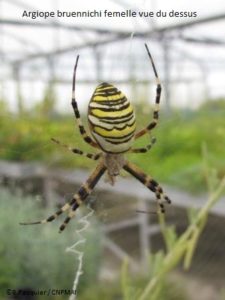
<box><xmin>21</xmin><ymin>44</ymin><xmax>171</xmax><ymax>233</ymax></box>
<box><xmin>103</xmin><ymin>153</ymin><xmax>126</xmax><ymax>185</ymax></box>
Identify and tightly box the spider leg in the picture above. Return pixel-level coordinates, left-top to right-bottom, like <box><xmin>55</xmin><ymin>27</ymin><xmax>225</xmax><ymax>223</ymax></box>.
<box><xmin>135</xmin><ymin>44</ymin><xmax>161</xmax><ymax>140</ymax></box>
<box><xmin>123</xmin><ymin>161</ymin><xmax>171</xmax><ymax>212</ymax></box>
<box><xmin>129</xmin><ymin>137</ymin><xmax>156</xmax><ymax>154</ymax></box>
<box><xmin>51</xmin><ymin>138</ymin><xmax>102</xmax><ymax>161</ymax></box>
<box><xmin>58</xmin><ymin>203</ymin><xmax>79</xmax><ymax>233</ymax></box>
<box><xmin>71</xmin><ymin>56</ymin><xmax>99</xmax><ymax>149</ymax></box>
<box><xmin>20</xmin><ymin>162</ymin><xmax>106</xmax><ymax>232</ymax></box>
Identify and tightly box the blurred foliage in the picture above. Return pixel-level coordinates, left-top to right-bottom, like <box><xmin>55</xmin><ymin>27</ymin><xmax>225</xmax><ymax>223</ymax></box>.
<box><xmin>34</xmin><ymin>83</ymin><xmax>57</xmax><ymax>118</ymax></box>
<box><xmin>221</xmin><ymin>289</ymin><xmax>225</xmax><ymax>300</ymax></box>
<box><xmin>119</xmin><ymin>258</ymin><xmax>188</xmax><ymax>300</ymax></box>
<box><xmin>0</xmin><ymin>99</ymin><xmax>9</xmax><ymax>115</ymax></box>
<box><xmin>121</xmin><ymin>151</ymin><xmax>225</xmax><ymax>300</ymax></box>
<box><xmin>79</xmin><ymin>275</ymin><xmax>188</xmax><ymax>300</ymax></box>
<box><xmin>79</xmin><ymin>283</ymin><xmax>121</xmax><ymax>300</ymax></box>
<box><xmin>0</xmin><ymin>188</ymin><xmax>102</xmax><ymax>299</ymax></box>
<box><xmin>0</xmin><ymin>98</ymin><xmax>225</xmax><ymax>193</ymax></box>
<box><xmin>198</xmin><ymin>97</ymin><xmax>225</xmax><ymax>111</ymax></box>
<box><xmin>0</xmin><ymin>112</ymin><xmax>94</xmax><ymax>169</ymax></box>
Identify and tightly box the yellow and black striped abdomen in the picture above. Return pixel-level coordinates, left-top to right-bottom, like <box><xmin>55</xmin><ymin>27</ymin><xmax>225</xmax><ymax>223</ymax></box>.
<box><xmin>88</xmin><ymin>82</ymin><xmax>136</xmax><ymax>153</ymax></box>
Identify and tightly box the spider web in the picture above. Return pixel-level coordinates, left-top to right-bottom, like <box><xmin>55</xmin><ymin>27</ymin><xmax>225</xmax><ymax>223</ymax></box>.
<box><xmin>66</xmin><ymin>206</ymin><xmax>94</xmax><ymax>300</ymax></box>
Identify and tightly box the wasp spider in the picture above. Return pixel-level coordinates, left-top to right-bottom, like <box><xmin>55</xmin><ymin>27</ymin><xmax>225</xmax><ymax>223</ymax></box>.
<box><xmin>20</xmin><ymin>44</ymin><xmax>171</xmax><ymax>233</ymax></box>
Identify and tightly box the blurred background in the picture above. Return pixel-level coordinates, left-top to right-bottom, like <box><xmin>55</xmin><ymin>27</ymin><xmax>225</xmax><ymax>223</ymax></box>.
<box><xmin>0</xmin><ymin>0</ymin><xmax>225</xmax><ymax>299</ymax></box>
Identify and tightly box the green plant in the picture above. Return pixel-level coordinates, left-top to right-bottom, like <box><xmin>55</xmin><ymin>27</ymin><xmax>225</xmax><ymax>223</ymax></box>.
<box><xmin>116</xmin><ymin>145</ymin><xmax>225</xmax><ymax>300</ymax></box>
<box><xmin>79</xmin><ymin>283</ymin><xmax>121</xmax><ymax>300</ymax></box>
<box><xmin>1</xmin><ymin>107</ymin><xmax>225</xmax><ymax>193</ymax></box>
<box><xmin>120</xmin><ymin>258</ymin><xmax>188</xmax><ymax>300</ymax></box>
<box><xmin>0</xmin><ymin>188</ymin><xmax>102</xmax><ymax>299</ymax></box>
<box><xmin>136</xmin><ymin>146</ymin><xmax>225</xmax><ymax>300</ymax></box>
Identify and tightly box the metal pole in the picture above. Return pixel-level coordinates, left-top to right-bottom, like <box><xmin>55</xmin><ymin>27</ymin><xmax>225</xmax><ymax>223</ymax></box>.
<box><xmin>93</xmin><ymin>46</ymin><xmax>102</xmax><ymax>83</ymax></box>
<box><xmin>13</xmin><ymin>64</ymin><xmax>24</xmax><ymax>114</ymax></box>
<box><xmin>138</xmin><ymin>198</ymin><xmax>151</xmax><ymax>271</ymax></box>
<box><xmin>163</xmin><ymin>37</ymin><xmax>171</xmax><ymax>113</ymax></box>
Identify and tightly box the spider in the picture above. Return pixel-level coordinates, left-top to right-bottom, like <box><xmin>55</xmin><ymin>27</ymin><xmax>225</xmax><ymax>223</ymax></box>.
<box><xmin>20</xmin><ymin>44</ymin><xmax>171</xmax><ymax>233</ymax></box>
